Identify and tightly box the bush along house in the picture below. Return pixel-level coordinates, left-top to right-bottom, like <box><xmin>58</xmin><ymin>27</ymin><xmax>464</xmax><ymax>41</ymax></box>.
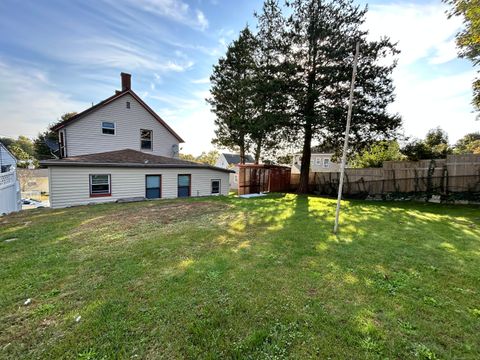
<box><xmin>41</xmin><ymin>73</ymin><xmax>233</xmax><ymax>208</ymax></box>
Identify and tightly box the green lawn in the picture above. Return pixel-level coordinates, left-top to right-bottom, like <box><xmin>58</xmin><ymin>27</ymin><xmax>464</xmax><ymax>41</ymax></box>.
<box><xmin>0</xmin><ymin>194</ymin><xmax>479</xmax><ymax>359</ymax></box>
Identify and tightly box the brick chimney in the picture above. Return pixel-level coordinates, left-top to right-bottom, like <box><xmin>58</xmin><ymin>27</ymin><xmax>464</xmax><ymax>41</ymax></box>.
<box><xmin>121</xmin><ymin>72</ymin><xmax>131</xmax><ymax>91</ymax></box>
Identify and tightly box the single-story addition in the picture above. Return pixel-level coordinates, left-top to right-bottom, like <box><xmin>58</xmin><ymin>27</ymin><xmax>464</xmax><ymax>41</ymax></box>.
<box><xmin>41</xmin><ymin>149</ymin><xmax>233</xmax><ymax>209</ymax></box>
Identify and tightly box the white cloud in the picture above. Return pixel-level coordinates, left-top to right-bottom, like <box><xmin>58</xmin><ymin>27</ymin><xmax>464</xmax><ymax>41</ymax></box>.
<box><xmin>366</xmin><ymin>3</ymin><xmax>462</xmax><ymax>66</ymax></box>
<box><xmin>365</xmin><ymin>2</ymin><xmax>477</xmax><ymax>143</ymax></box>
<box><xmin>391</xmin><ymin>67</ymin><xmax>478</xmax><ymax>142</ymax></box>
<box><xmin>0</xmin><ymin>61</ymin><xmax>86</xmax><ymax>138</ymax></box>
<box><xmin>53</xmin><ymin>37</ymin><xmax>195</xmax><ymax>73</ymax></box>
<box><xmin>126</xmin><ymin>0</ymin><xmax>209</xmax><ymax>31</ymax></box>
<box><xmin>191</xmin><ymin>77</ymin><xmax>210</xmax><ymax>84</ymax></box>
<box><xmin>196</xmin><ymin>10</ymin><xmax>209</xmax><ymax>31</ymax></box>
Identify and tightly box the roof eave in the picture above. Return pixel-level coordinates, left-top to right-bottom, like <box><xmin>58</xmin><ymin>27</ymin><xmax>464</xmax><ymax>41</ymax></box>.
<box><xmin>40</xmin><ymin>160</ymin><xmax>235</xmax><ymax>173</ymax></box>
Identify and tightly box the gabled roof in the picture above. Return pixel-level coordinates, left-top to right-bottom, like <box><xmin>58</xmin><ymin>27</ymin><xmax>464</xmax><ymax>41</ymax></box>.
<box><xmin>51</xmin><ymin>89</ymin><xmax>184</xmax><ymax>143</ymax></box>
<box><xmin>40</xmin><ymin>149</ymin><xmax>234</xmax><ymax>173</ymax></box>
<box><xmin>0</xmin><ymin>141</ymin><xmax>17</xmax><ymax>161</ymax></box>
<box><xmin>222</xmin><ymin>153</ymin><xmax>255</xmax><ymax>164</ymax></box>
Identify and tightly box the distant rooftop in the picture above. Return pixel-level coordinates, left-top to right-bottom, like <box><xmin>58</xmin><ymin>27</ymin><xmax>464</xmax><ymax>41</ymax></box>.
<box><xmin>222</xmin><ymin>153</ymin><xmax>255</xmax><ymax>164</ymax></box>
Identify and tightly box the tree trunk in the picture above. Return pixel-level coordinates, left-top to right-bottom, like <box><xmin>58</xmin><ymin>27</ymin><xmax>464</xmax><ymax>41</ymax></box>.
<box><xmin>297</xmin><ymin>122</ymin><xmax>312</xmax><ymax>194</ymax></box>
<box><xmin>239</xmin><ymin>134</ymin><xmax>246</xmax><ymax>164</ymax></box>
<box><xmin>254</xmin><ymin>138</ymin><xmax>262</xmax><ymax>164</ymax></box>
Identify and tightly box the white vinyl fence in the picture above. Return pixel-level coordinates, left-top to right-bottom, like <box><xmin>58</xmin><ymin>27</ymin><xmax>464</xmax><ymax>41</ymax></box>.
<box><xmin>0</xmin><ymin>169</ymin><xmax>21</xmax><ymax>215</ymax></box>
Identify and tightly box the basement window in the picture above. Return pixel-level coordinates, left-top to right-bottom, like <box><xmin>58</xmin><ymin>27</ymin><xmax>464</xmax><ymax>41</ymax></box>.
<box><xmin>102</xmin><ymin>122</ymin><xmax>115</xmax><ymax>135</ymax></box>
<box><xmin>90</xmin><ymin>174</ymin><xmax>111</xmax><ymax>197</ymax></box>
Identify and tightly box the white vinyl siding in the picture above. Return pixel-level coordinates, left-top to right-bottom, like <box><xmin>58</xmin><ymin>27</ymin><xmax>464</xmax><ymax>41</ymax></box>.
<box><xmin>48</xmin><ymin>166</ymin><xmax>230</xmax><ymax>208</ymax></box>
<box><xmin>291</xmin><ymin>153</ymin><xmax>341</xmax><ymax>174</ymax></box>
<box><xmin>0</xmin><ymin>144</ymin><xmax>16</xmax><ymax>172</ymax></box>
<box><xmin>64</xmin><ymin>94</ymin><xmax>180</xmax><ymax>157</ymax></box>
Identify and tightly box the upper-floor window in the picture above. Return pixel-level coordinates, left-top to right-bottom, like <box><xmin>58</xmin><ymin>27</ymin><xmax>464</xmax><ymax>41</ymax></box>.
<box><xmin>102</xmin><ymin>122</ymin><xmax>115</xmax><ymax>135</ymax></box>
<box><xmin>141</xmin><ymin>129</ymin><xmax>153</xmax><ymax>150</ymax></box>
<box><xmin>315</xmin><ymin>157</ymin><xmax>322</xmax><ymax>165</ymax></box>
<box><xmin>126</xmin><ymin>101</ymin><xmax>130</xmax><ymax>109</ymax></box>
<box><xmin>323</xmin><ymin>158</ymin><xmax>330</xmax><ymax>168</ymax></box>
<box><xmin>59</xmin><ymin>131</ymin><xmax>66</xmax><ymax>158</ymax></box>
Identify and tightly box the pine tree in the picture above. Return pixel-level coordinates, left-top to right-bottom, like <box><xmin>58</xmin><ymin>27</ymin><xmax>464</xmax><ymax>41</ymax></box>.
<box><xmin>252</xmin><ymin>0</ymin><xmax>295</xmax><ymax>163</ymax></box>
<box><xmin>208</xmin><ymin>27</ymin><xmax>258</xmax><ymax>164</ymax></box>
<box><xmin>283</xmin><ymin>0</ymin><xmax>401</xmax><ymax>193</ymax></box>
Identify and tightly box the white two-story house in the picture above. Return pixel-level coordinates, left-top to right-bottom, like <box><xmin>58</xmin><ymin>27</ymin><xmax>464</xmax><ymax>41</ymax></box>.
<box><xmin>42</xmin><ymin>73</ymin><xmax>233</xmax><ymax>208</ymax></box>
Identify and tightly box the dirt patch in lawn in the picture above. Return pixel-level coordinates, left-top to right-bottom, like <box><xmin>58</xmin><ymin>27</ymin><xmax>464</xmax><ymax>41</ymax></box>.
<box><xmin>72</xmin><ymin>201</ymin><xmax>229</xmax><ymax>236</ymax></box>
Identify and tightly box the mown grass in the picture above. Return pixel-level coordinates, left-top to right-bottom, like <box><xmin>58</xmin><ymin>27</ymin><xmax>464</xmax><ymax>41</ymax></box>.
<box><xmin>0</xmin><ymin>194</ymin><xmax>479</xmax><ymax>359</ymax></box>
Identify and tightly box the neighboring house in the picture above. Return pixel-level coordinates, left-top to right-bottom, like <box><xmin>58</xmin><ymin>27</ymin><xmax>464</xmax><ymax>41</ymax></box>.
<box><xmin>291</xmin><ymin>149</ymin><xmax>341</xmax><ymax>174</ymax></box>
<box><xmin>17</xmin><ymin>168</ymin><xmax>49</xmax><ymax>196</ymax></box>
<box><xmin>215</xmin><ymin>153</ymin><xmax>255</xmax><ymax>191</ymax></box>
<box><xmin>0</xmin><ymin>142</ymin><xmax>21</xmax><ymax>215</ymax></box>
<box><xmin>41</xmin><ymin>73</ymin><xmax>233</xmax><ymax>209</ymax></box>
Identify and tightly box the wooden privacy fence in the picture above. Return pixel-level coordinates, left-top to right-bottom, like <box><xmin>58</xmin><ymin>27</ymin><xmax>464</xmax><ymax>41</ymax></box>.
<box><xmin>290</xmin><ymin>154</ymin><xmax>480</xmax><ymax>201</ymax></box>
<box><xmin>238</xmin><ymin>164</ymin><xmax>291</xmax><ymax>195</ymax></box>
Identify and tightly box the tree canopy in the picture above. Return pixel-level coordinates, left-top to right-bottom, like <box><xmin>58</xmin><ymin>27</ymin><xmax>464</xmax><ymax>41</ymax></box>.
<box><xmin>351</xmin><ymin>140</ymin><xmax>405</xmax><ymax>168</ymax></box>
<box><xmin>208</xmin><ymin>27</ymin><xmax>259</xmax><ymax>164</ymax></box>
<box><xmin>209</xmin><ymin>0</ymin><xmax>401</xmax><ymax>191</ymax></box>
<box><xmin>401</xmin><ymin>128</ymin><xmax>453</xmax><ymax>161</ymax></box>
<box><xmin>34</xmin><ymin>112</ymin><xmax>77</xmax><ymax>160</ymax></box>
<box><xmin>454</xmin><ymin>132</ymin><xmax>480</xmax><ymax>154</ymax></box>
<box><xmin>444</xmin><ymin>0</ymin><xmax>480</xmax><ymax>110</ymax></box>
<box><xmin>180</xmin><ymin>150</ymin><xmax>219</xmax><ymax>166</ymax></box>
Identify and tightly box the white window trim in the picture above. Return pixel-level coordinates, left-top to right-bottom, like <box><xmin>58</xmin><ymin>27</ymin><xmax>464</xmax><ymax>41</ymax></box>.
<box><xmin>140</xmin><ymin>129</ymin><xmax>153</xmax><ymax>151</ymax></box>
<box><xmin>315</xmin><ymin>157</ymin><xmax>322</xmax><ymax>165</ymax></box>
<box><xmin>323</xmin><ymin>158</ymin><xmax>330</xmax><ymax>168</ymax></box>
<box><xmin>101</xmin><ymin>121</ymin><xmax>116</xmax><ymax>136</ymax></box>
<box><xmin>89</xmin><ymin>174</ymin><xmax>111</xmax><ymax>197</ymax></box>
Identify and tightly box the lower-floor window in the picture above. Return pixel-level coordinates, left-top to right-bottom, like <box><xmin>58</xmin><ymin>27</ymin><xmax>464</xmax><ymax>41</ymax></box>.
<box><xmin>211</xmin><ymin>179</ymin><xmax>220</xmax><ymax>195</ymax></box>
<box><xmin>90</xmin><ymin>174</ymin><xmax>111</xmax><ymax>197</ymax></box>
<box><xmin>146</xmin><ymin>175</ymin><xmax>161</xmax><ymax>199</ymax></box>
<box><xmin>178</xmin><ymin>174</ymin><xmax>191</xmax><ymax>197</ymax></box>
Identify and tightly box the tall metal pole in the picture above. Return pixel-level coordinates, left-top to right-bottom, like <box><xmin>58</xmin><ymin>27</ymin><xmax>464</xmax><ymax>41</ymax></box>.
<box><xmin>334</xmin><ymin>42</ymin><xmax>360</xmax><ymax>234</ymax></box>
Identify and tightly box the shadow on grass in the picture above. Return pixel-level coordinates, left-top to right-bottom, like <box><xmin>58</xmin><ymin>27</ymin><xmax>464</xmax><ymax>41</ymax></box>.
<box><xmin>0</xmin><ymin>194</ymin><xmax>479</xmax><ymax>359</ymax></box>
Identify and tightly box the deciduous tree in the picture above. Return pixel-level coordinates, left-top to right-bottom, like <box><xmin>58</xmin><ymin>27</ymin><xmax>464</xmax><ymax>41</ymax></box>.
<box><xmin>351</xmin><ymin>140</ymin><xmax>405</xmax><ymax>168</ymax></box>
<box><xmin>444</xmin><ymin>0</ymin><xmax>480</xmax><ymax>111</ymax></box>
<box><xmin>454</xmin><ymin>132</ymin><xmax>480</xmax><ymax>153</ymax></box>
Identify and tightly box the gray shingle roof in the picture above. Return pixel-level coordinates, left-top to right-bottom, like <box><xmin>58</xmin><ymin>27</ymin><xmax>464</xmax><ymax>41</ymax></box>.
<box><xmin>222</xmin><ymin>153</ymin><xmax>255</xmax><ymax>165</ymax></box>
<box><xmin>40</xmin><ymin>149</ymin><xmax>234</xmax><ymax>173</ymax></box>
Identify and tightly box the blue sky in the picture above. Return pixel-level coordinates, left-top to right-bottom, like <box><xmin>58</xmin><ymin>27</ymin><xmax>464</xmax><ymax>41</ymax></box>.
<box><xmin>0</xmin><ymin>0</ymin><xmax>477</xmax><ymax>154</ymax></box>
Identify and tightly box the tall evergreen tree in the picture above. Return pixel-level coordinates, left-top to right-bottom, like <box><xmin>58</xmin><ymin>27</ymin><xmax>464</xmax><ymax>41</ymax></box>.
<box><xmin>251</xmin><ymin>0</ymin><xmax>295</xmax><ymax>163</ymax></box>
<box><xmin>283</xmin><ymin>0</ymin><xmax>401</xmax><ymax>193</ymax></box>
<box><xmin>208</xmin><ymin>27</ymin><xmax>258</xmax><ymax>164</ymax></box>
